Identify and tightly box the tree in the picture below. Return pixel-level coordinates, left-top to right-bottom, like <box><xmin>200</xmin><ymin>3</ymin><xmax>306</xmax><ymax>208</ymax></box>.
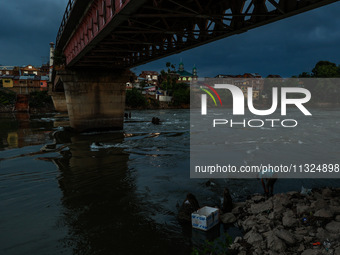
<box><xmin>298</xmin><ymin>60</ymin><xmax>340</xmax><ymax>104</ymax></box>
<box><xmin>139</xmin><ymin>80</ymin><xmax>147</xmax><ymax>89</ymax></box>
<box><xmin>172</xmin><ymin>83</ymin><xmax>190</xmax><ymax>105</ymax></box>
<box><xmin>312</xmin><ymin>61</ymin><xmax>339</xmax><ymax>78</ymax></box>
<box><xmin>29</xmin><ymin>91</ymin><xmax>53</xmax><ymax>108</ymax></box>
<box><xmin>298</xmin><ymin>72</ymin><xmax>311</xmax><ymax>78</ymax></box>
<box><xmin>0</xmin><ymin>89</ymin><xmax>16</xmax><ymax>105</ymax></box>
<box><xmin>125</xmin><ymin>88</ymin><xmax>147</xmax><ymax>108</ymax></box>
<box><xmin>160</xmin><ymin>62</ymin><xmax>178</xmax><ymax>94</ymax></box>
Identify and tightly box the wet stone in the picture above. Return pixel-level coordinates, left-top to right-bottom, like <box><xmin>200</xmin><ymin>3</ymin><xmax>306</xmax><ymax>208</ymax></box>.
<box><xmin>244</xmin><ymin>229</ymin><xmax>263</xmax><ymax>245</ymax></box>
<box><xmin>251</xmin><ymin>200</ymin><xmax>273</xmax><ymax>214</ymax></box>
<box><xmin>274</xmin><ymin>228</ymin><xmax>296</xmax><ymax>245</ymax></box>
<box><xmin>220</xmin><ymin>212</ymin><xmax>237</xmax><ymax>224</ymax></box>
<box><xmin>325</xmin><ymin>221</ymin><xmax>340</xmax><ymax>234</ymax></box>
<box><xmin>314</xmin><ymin>208</ymin><xmax>333</xmax><ymax>218</ymax></box>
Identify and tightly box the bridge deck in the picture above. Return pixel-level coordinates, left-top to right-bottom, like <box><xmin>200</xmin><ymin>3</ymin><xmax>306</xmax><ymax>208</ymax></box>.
<box><xmin>56</xmin><ymin>0</ymin><xmax>339</xmax><ymax>69</ymax></box>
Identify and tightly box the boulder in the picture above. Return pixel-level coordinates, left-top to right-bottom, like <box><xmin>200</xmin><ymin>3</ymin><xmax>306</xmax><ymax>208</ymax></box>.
<box><xmin>297</xmin><ymin>244</ymin><xmax>305</xmax><ymax>252</ymax></box>
<box><xmin>273</xmin><ymin>200</ymin><xmax>286</xmax><ymax>216</ymax></box>
<box><xmin>252</xmin><ymin>195</ymin><xmax>265</xmax><ymax>203</ymax></box>
<box><xmin>314</xmin><ymin>208</ymin><xmax>333</xmax><ymax>218</ymax></box>
<box><xmin>301</xmin><ymin>250</ymin><xmax>321</xmax><ymax>255</ymax></box>
<box><xmin>330</xmin><ymin>199</ymin><xmax>340</xmax><ymax>206</ymax></box>
<box><xmin>287</xmin><ymin>191</ymin><xmax>299</xmax><ymax>196</ymax></box>
<box><xmin>232</xmin><ymin>202</ymin><xmax>245</xmax><ymax>215</ymax></box>
<box><xmin>325</xmin><ymin>221</ymin><xmax>340</xmax><ymax>234</ymax></box>
<box><xmin>242</xmin><ymin>216</ymin><xmax>257</xmax><ymax>231</ymax></box>
<box><xmin>330</xmin><ymin>205</ymin><xmax>340</xmax><ymax>214</ymax></box>
<box><xmin>229</xmin><ymin>243</ymin><xmax>241</xmax><ymax>251</ymax></box>
<box><xmin>315</xmin><ymin>227</ymin><xmax>338</xmax><ymax>241</ymax></box>
<box><xmin>303</xmin><ymin>236</ymin><xmax>313</xmax><ymax>243</ymax></box>
<box><xmin>244</xmin><ymin>229</ymin><xmax>263</xmax><ymax>245</ymax></box>
<box><xmin>274</xmin><ymin>193</ymin><xmax>291</xmax><ymax>206</ymax></box>
<box><xmin>234</xmin><ymin>236</ymin><xmax>242</xmax><ymax>243</ymax></box>
<box><xmin>294</xmin><ymin>234</ymin><xmax>304</xmax><ymax>242</ymax></box>
<box><xmin>282</xmin><ymin>210</ymin><xmax>298</xmax><ymax>227</ymax></box>
<box><xmin>313</xmin><ymin>191</ymin><xmax>324</xmax><ymax>200</ymax></box>
<box><xmin>267</xmin><ymin>251</ymin><xmax>280</xmax><ymax>255</ymax></box>
<box><xmin>335</xmin><ymin>247</ymin><xmax>340</xmax><ymax>255</ymax></box>
<box><xmin>256</xmin><ymin>215</ymin><xmax>271</xmax><ymax>233</ymax></box>
<box><xmin>295</xmin><ymin>227</ymin><xmax>308</xmax><ymax>236</ymax></box>
<box><xmin>267</xmin><ymin>233</ymin><xmax>286</xmax><ymax>253</ymax></box>
<box><xmin>251</xmin><ymin>200</ymin><xmax>273</xmax><ymax>214</ymax></box>
<box><xmin>274</xmin><ymin>228</ymin><xmax>296</xmax><ymax>245</ymax></box>
<box><xmin>312</xmin><ymin>199</ymin><xmax>328</xmax><ymax>211</ymax></box>
<box><xmin>220</xmin><ymin>213</ymin><xmax>237</xmax><ymax>224</ymax></box>
<box><xmin>296</xmin><ymin>204</ymin><xmax>310</xmax><ymax>215</ymax></box>
<box><xmin>322</xmin><ymin>187</ymin><xmax>333</xmax><ymax>198</ymax></box>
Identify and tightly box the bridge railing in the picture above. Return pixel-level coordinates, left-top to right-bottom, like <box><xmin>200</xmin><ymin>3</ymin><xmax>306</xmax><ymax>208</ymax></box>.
<box><xmin>56</xmin><ymin>0</ymin><xmax>76</xmax><ymax>46</ymax></box>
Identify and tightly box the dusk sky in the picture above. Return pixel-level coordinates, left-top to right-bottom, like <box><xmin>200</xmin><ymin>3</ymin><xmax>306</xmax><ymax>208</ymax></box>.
<box><xmin>1</xmin><ymin>0</ymin><xmax>340</xmax><ymax>77</ymax></box>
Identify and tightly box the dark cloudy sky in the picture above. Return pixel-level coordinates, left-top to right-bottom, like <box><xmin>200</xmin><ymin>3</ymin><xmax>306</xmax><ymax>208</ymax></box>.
<box><xmin>1</xmin><ymin>0</ymin><xmax>340</xmax><ymax>77</ymax></box>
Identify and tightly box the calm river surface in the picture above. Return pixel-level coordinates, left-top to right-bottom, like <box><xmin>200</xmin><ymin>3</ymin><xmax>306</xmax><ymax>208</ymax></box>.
<box><xmin>0</xmin><ymin>109</ymin><xmax>339</xmax><ymax>255</ymax></box>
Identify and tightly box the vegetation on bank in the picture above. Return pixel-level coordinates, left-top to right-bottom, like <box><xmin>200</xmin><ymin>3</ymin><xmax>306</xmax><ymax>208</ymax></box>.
<box><xmin>0</xmin><ymin>89</ymin><xmax>54</xmax><ymax>112</ymax></box>
<box><xmin>159</xmin><ymin>62</ymin><xmax>190</xmax><ymax>106</ymax></box>
<box><xmin>126</xmin><ymin>62</ymin><xmax>190</xmax><ymax>109</ymax></box>
<box><xmin>28</xmin><ymin>91</ymin><xmax>53</xmax><ymax>108</ymax></box>
<box><xmin>0</xmin><ymin>89</ymin><xmax>16</xmax><ymax>105</ymax></box>
<box><xmin>125</xmin><ymin>88</ymin><xmax>148</xmax><ymax>108</ymax></box>
<box><xmin>262</xmin><ymin>61</ymin><xmax>339</xmax><ymax>105</ymax></box>
<box><xmin>297</xmin><ymin>60</ymin><xmax>340</xmax><ymax>78</ymax></box>
<box><xmin>251</xmin><ymin>60</ymin><xmax>340</xmax><ymax>106</ymax></box>
<box><xmin>295</xmin><ymin>61</ymin><xmax>340</xmax><ymax>105</ymax></box>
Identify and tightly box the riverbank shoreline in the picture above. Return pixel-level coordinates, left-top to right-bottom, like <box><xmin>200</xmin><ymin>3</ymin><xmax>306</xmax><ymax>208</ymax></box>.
<box><xmin>125</xmin><ymin>101</ymin><xmax>190</xmax><ymax>110</ymax></box>
<box><xmin>225</xmin><ymin>187</ymin><xmax>340</xmax><ymax>255</ymax></box>
<box><xmin>0</xmin><ymin>104</ymin><xmax>56</xmax><ymax>114</ymax></box>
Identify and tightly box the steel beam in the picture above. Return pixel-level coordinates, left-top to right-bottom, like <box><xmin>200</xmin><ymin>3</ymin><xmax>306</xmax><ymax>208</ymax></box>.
<box><xmin>55</xmin><ymin>0</ymin><xmax>340</xmax><ymax>69</ymax></box>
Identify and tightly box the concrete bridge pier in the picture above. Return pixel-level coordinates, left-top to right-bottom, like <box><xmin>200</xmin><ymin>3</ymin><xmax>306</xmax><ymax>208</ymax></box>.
<box><xmin>50</xmin><ymin>92</ymin><xmax>68</xmax><ymax>112</ymax></box>
<box><xmin>57</xmin><ymin>69</ymin><xmax>128</xmax><ymax>132</ymax></box>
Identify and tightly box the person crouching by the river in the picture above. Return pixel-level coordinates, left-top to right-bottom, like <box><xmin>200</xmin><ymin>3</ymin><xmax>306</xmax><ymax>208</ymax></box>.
<box><xmin>177</xmin><ymin>193</ymin><xmax>200</xmax><ymax>223</ymax></box>
<box><xmin>258</xmin><ymin>168</ymin><xmax>277</xmax><ymax>197</ymax></box>
<box><xmin>222</xmin><ymin>188</ymin><xmax>233</xmax><ymax>213</ymax></box>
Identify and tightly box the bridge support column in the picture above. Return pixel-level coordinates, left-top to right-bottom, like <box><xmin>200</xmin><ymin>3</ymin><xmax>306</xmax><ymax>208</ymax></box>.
<box><xmin>51</xmin><ymin>92</ymin><xmax>68</xmax><ymax>112</ymax></box>
<box><xmin>58</xmin><ymin>70</ymin><xmax>128</xmax><ymax>132</ymax></box>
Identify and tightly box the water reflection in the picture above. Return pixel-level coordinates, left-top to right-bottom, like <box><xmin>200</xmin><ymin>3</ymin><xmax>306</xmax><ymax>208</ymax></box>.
<box><xmin>2</xmin><ymin>109</ymin><xmax>338</xmax><ymax>255</ymax></box>
<box><xmin>0</xmin><ymin>113</ymin><xmax>52</xmax><ymax>149</ymax></box>
<box><xmin>49</xmin><ymin>131</ymin><xmax>190</xmax><ymax>255</ymax></box>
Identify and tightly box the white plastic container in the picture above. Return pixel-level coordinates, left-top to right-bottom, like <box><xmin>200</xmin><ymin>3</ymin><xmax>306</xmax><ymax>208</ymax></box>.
<box><xmin>191</xmin><ymin>206</ymin><xmax>219</xmax><ymax>231</ymax></box>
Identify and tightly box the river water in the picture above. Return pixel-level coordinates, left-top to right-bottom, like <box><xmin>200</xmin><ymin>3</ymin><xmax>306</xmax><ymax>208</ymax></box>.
<box><xmin>0</xmin><ymin>109</ymin><xmax>339</xmax><ymax>255</ymax></box>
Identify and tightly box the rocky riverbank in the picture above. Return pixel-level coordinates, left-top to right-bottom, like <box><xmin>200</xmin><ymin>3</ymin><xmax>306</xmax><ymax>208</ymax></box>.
<box><xmin>223</xmin><ymin>187</ymin><xmax>340</xmax><ymax>255</ymax></box>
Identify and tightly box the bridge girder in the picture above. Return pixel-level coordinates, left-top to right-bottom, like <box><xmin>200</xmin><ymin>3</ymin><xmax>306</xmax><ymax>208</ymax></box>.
<box><xmin>56</xmin><ymin>0</ymin><xmax>339</xmax><ymax>69</ymax></box>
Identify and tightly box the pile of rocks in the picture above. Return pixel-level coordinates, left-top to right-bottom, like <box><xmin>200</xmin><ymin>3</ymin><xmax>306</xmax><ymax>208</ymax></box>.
<box><xmin>222</xmin><ymin>187</ymin><xmax>340</xmax><ymax>255</ymax></box>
